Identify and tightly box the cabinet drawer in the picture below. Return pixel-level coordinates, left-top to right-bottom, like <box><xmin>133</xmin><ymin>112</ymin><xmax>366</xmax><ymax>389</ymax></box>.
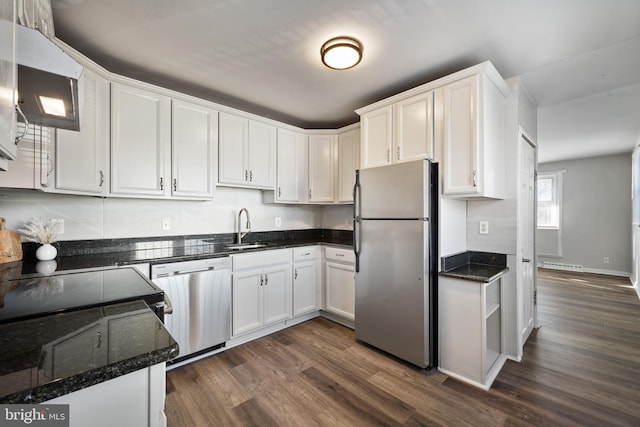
<box><xmin>232</xmin><ymin>249</ymin><xmax>291</xmax><ymax>271</ymax></box>
<box><xmin>325</xmin><ymin>247</ymin><xmax>355</xmax><ymax>264</ymax></box>
<box><xmin>293</xmin><ymin>246</ymin><xmax>317</xmax><ymax>262</ymax></box>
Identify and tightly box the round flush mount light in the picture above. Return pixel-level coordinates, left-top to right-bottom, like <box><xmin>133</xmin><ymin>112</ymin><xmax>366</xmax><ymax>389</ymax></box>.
<box><xmin>321</xmin><ymin>36</ymin><xmax>363</xmax><ymax>70</ymax></box>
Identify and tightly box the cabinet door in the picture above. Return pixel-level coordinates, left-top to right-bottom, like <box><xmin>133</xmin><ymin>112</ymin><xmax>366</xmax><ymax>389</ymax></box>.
<box><xmin>325</xmin><ymin>262</ymin><xmax>355</xmax><ymax>320</ymax></box>
<box><xmin>55</xmin><ymin>67</ymin><xmax>108</xmax><ymax>195</ymax></box>
<box><xmin>308</xmin><ymin>134</ymin><xmax>335</xmax><ymax>203</ymax></box>
<box><xmin>262</xmin><ymin>264</ymin><xmax>291</xmax><ymax>325</ymax></box>
<box><xmin>171</xmin><ymin>99</ymin><xmax>216</xmax><ymax>199</ymax></box>
<box><xmin>338</xmin><ymin>129</ymin><xmax>359</xmax><ymax>203</ymax></box>
<box><xmin>293</xmin><ymin>261</ymin><xmax>318</xmax><ymax>316</ymax></box>
<box><xmin>275</xmin><ymin>128</ymin><xmax>307</xmax><ymax>203</ymax></box>
<box><xmin>442</xmin><ymin>75</ymin><xmax>480</xmax><ymax>196</ymax></box>
<box><xmin>232</xmin><ymin>270</ymin><xmax>263</xmax><ymax>336</ymax></box>
<box><xmin>247</xmin><ymin>121</ymin><xmax>276</xmax><ymax>188</ymax></box>
<box><xmin>396</xmin><ymin>91</ymin><xmax>434</xmax><ymax>162</ymax></box>
<box><xmin>0</xmin><ymin>4</ymin><xmax>17</xmax><ymax>166</ymax></box>
<box><xmin>218</xmin><ymin>112</ymin><xmax>248</xmax><ymax>186</ymax></box>
<box><xmin>111</xmin><ymin>83</ymin><xmax>170</xmax><ymax>196</ymax></box>
<box><xmin>360</xmin><ymin>105</ymin><xmax>392</xmax><ymax>169</ymax></box>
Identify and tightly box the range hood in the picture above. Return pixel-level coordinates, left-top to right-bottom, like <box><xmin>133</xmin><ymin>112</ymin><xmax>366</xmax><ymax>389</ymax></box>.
<box><xmin>15</xmin><ymin>23</ymin><xmax>83</xmax><ymax>131</ymax></box>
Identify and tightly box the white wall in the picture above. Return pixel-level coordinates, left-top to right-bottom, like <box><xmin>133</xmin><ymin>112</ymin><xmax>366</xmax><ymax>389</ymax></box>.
<box><xmin>0</xmin><ymin>187</ymin><xmax>323</xmax><ymax>240</ymax></box>
<box><xmin>538</xmin><ymin>153</ymin><xmax>632</xmax><ymax>276</ymax></box>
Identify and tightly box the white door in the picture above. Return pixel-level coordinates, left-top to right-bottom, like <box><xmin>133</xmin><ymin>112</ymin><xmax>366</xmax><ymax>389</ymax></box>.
<box><xmin>262</xmin><ymin>264</ymin><xmax>291</xmax><ymax>325</ymax></box>
<box><xmin>171</xmin><ymin>99</ymin><xmax>216</xmax><ymax>199</ymax></box>
<box><xmin>275</xmin><ymin>128</ymin><xmax>300</xmax><ymax>202</ymax></box>
<box><xmin>232</xmin><ymin>270</ymin><xmax>263</xmax><ymax>336</ymax></box>
<box><xmin>518</xmin><ymin>133</ymin><xmax>536</xmax><ymax>348</ymax></box>
<box><xmin>395</xmin><ymin>91</ymin><xmax>434</xmax><ymax>162</ymax></box>
<box><xmin>360</xmin><ymin>105</ymin><xmax>393</xmax><ymax>169</ymax></box>
<box><xmin>218</xmin><ymin>112</ymin><xmax>248</xmax><ymax>186</ymax></box>
<box><xmin>247</xmin><ymin>121</ymin><xmax>276</xmax><ymax>188</ymax></box>
<box><xmin>293</xmin><ymin>261</ymin><xmax>317</xmax><ymax>316</ymax></box>
<box><xmin>325</xmin><ymin>262</ymin><xmax>355</xmax><ymax>320</ymax></box>
<box><xmin>110</xmin><ymin>83</ymin><xmax>170</xmax><ymax>196</ymax></box>
<box><xmin>338</xmin><ymin>129</ymin><xmax>359</xmax><ymax>202</ymax></box>
<box><xmin>55</xmin><ymin>67</ymin><xmax>108</xmax><ymax>195</ymax></box>
<box><xmin>308</xmin><ymin>134</ymin><xmax>335</xmax><ymax>202</ymax></box>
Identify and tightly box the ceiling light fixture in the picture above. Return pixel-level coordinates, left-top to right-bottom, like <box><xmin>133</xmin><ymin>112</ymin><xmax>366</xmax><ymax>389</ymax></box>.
<box><xmin>321</xmin><ymin>36</ymin><xmax>362</xmax><ymax>70</ymax></box>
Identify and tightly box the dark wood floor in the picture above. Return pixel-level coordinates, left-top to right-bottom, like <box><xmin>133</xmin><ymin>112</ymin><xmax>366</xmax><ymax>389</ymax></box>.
<box><xmin>165</xmin><ymin>269</ymin><xmax>640</xmax><ymax>426</ymax></box>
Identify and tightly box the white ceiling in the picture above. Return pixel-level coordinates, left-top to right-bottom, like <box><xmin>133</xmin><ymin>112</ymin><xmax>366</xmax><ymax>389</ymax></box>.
<box><xmin>50</xmin><ymin>0</ymin><xmax>640</xmax><ymax>163</ymax></box>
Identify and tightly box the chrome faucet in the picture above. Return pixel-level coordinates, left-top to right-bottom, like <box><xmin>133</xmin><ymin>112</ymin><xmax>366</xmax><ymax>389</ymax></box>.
<box><xmin>237</xmin><ymin>208</ymin><xmax>251</xmax><ymax>244</ymax></box>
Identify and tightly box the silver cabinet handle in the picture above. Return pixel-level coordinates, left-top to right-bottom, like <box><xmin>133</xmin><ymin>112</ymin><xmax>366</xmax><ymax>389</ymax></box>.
<box><xmin>294</xmin><ymin>269</ymin><xmax>298</xmax><ymax>280</ymax></box>
<box><xmin>472</xmin><ymin>170</ymin><xmax>477</xmax><ymax>187</ymax></box>
<box><xmin>386</xmin><ymin>148</ymin><xmax>390</xmax><ymax>163</ymax></box>
<box><xmin>14</xmin><ymin>105</ymin><xmax>29</xmax><ymax>145</ymax></box>
<box><xmin>160</xmin><ymin>177</ymin><xmax>164</xmax><ymax>190</ymax></box>
<box><xmin>99</xmin><ymin>170</ymin><xmax>104</xmax><ymax>187</ymax></box>
<box><xmin>260</xmin><ymin>274</ymin><xmax>264</xmax><ymax>286</ymax></box>
<box><xmin>173</xmin><ymin>178</ymin><xmax>177</xmax><ymax>192</ymax></box>
<box><xmin>522</xmin><ymin>258</ymin><xmax>532</xmax><ymax>263</ymax></box>
<box><xmin>264</xmin><ymin>274</ymin><xmax>268</xmax><ymax>286</ymax></box>
<box><xmin>308</xmin><ymin>189</ymin><xmax>312</xmax><ymax>200</ymax></box>
<box><xmin>245</xmin><ymin>170</ymin><xmax>249</xmax><ymax>181</ymax></box>
<box><xmin>97</xmin><ymin>331</ymin><xmax>102</xmax><ymax>348</ymax></box>
<box><xmin>278</xmin><ymin>187</ymin><xmax>282</xmax><ymax>197</ymax></box>
<box><xmin>396</xmin><ymin>146</ymin><xmax>400</xmax><ymax>160</ymax></box>
<box><xmin>249</xmin><ymin>170</ymin><xmax>253</xmax><ymax>181</ymax></box>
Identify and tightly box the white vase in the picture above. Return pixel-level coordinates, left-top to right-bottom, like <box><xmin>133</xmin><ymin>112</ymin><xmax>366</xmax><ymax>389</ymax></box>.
<box><xmin>36</xmin><ymin>243</ymin><xmax>57</xmax><ymax>261</ymax></box>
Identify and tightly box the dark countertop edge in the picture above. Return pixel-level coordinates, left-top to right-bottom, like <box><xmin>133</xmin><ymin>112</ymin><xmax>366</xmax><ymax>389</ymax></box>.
<box><xmin>1</xmin><ymin>343</ymin><xmax>178</xmax><ymax>404</ymax></box>
<box><xmin>439</xmin><ymin>267</ymin><xmax>509</xmax><ymax>283</ymax></box>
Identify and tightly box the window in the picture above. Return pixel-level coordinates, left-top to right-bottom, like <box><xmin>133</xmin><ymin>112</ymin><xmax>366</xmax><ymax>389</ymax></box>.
<box><xmin>537</xmin><ymin>172</ymin><xmax>562</xmax><ymax>229</ymax></box>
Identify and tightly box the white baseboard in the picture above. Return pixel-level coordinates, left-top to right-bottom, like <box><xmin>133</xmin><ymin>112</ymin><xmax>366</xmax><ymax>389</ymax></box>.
<box><xmin>538</xmin><ymin>263</ymin><xmax>631</xmax><ymax>278</ymax></box>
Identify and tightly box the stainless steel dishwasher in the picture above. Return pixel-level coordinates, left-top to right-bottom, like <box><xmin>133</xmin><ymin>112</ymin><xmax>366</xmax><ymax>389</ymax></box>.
<box><xmin>151</xmin><ymin>257</ymin><xmax>231</xmax><ymax>364</ymax></box>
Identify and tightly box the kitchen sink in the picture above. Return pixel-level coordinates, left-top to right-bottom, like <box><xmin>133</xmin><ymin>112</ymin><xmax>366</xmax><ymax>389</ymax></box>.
<box><xmin>224</xmin><ymin>243</ymin><xmax>267</xmax><ymax>250</ymax></box>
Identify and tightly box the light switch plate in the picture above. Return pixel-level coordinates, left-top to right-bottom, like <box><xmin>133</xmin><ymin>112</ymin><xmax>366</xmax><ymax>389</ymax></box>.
<box><xmin>275</xmin><ymin>217</ymin><xmax>282</xmax><ymax>227</ymax></box>
<box><xmin>161</xmin><ymin>218</ymin><xmax>171</xmax><ymax>231</ymax></box>
<box><xmin>479</xmin><ymin>221</ymin><xmax>489</xmax><ymax>235</ymax></box>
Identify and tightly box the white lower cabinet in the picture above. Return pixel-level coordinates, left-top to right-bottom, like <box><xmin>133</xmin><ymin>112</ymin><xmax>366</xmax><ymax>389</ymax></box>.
<box><xmin>324</xmin><ymin>247</ymin><xmax>355</xmax><ymax>320</ymax></box>
<box><xmin>232</xmin><ymin>249</ymin><xmax>292</xmax><ymax>337</ymax></box>
<box><xmin>46</xmin><ymin>363</ymin><xmax>167</xmax><ymax>427</ymax></box>
<box><xmin>292</xmin><ymin>246</ymin><xmax>320</xmax><ymax>316</ymax></box>
<box><xmin>438</xmin><ymin>275</ymin><xmax>506</xmax><ymax>390</ymax></box>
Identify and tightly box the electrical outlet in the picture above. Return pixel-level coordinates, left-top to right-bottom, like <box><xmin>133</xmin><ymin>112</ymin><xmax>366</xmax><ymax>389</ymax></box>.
<box><xmin>51</xmin><ymin>218</ymin><xmax>64</xmax><ymax>234</ymax></box>
<box><xmin>161</xmin><ymin>218</ymin><xmax>171</xmax><ymax>231</ymax></box>
<box><xmin>604</xmin><ymin>257</ymin><xmax>610</xmax><ymax>264</ymax></box>
<box><xmin>275</xmin><ymin>217</ymin><xmax>282</xmax><ymax>227</ymax></box>
<box><xmin>479</xmin><ymin>221</ymin><xmax>489</xmax><ymax>235</ymax></box>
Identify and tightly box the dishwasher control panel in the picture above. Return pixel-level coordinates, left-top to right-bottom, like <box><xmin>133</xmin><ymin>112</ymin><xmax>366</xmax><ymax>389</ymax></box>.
<box><xmin>151</xmin><ymin>256</ymin><xmax>231</xmax><ymax>278</ymax></box>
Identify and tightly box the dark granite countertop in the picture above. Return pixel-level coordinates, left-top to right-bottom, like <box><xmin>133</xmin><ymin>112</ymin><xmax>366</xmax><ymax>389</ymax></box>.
<box><xmin>440</xmin><ymin>251</ymin><xmax>508</xmax><ymax>283</ymax></box>
<box><xmin>0</xmin><ymin>300</ymin><xmax>178</xmax><ymax>404</ymax></box>
<box><xmin>17</xmin><ymin>229</ymin><xmax>353</xmax><ymax>275</ymax></box>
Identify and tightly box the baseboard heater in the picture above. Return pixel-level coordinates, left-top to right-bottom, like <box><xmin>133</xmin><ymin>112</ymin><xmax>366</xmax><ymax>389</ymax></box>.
<box><xmin>541</xmin><ymin>262</ymin><xmax>584</xmax><ymax>272</ymax></box>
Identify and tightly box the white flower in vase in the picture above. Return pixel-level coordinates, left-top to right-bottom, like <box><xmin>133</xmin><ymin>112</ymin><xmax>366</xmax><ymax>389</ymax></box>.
<box><xmin>17</xmin><ymin>219</ymin><xmax>62</xmax><ymax>261</ymax></box>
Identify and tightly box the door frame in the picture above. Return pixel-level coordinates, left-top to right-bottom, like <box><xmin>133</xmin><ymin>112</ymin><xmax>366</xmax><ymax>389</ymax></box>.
<box><xmin>516</xmin><ymin>126</ymin><xmax>539</xmax><ymax>360</ymax></box>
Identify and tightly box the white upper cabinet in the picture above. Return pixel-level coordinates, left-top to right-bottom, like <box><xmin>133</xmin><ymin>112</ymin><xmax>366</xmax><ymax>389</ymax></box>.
<box><xmin>337</xmin><ymin>128</ymin><xmax>359</xmax><ymax>203</ymax></box>
<box><xmin>110</xmin><ymin>82</ymin><xmax>170</xmax><ymax>197</ymax></box>
<box><xmin>54</xmin><ymin>66</ymin><xmax>109</xmax><ymax>195</ymax></box>
<box><xmin>0</xmin><ymin>2</ymin><xmax>17</xmax><ymax>170</ymax></box>
<box><xmin>218</xmin><ymin>112</ymin><xmax>275</xmax><ymax>189</ymax></box>
<box><xmin>359</xmin><ymin>91</ymin><xmax>434</xmax><ymax>169</ymax></box>
<box><xmin>265</xmin><ymin>127</ymin><xmax>307</xmax><ymax>203</ymax></box>
<box><xmin>442</xmin><ymin>69</ymin><xmax>507</xmax><ymax>199</ymax></box>
<box><xmin>360</xmin><ymin>106</ymin><xmax>392</xmax><ymax>169</ymax></box>
<box><xmin>308</xmin><ymin>134</ymin><xmax>336</xmax><ymax>203</ymax></box>
<box><xmin>395</xmin><ymin>91</ymin><xmax>434</xmax><ymax>162</ymax></box>
<box><xmin>171</xmin><ymin>99</ymin><xmax>217</xmax><ymax>199</ymax></box>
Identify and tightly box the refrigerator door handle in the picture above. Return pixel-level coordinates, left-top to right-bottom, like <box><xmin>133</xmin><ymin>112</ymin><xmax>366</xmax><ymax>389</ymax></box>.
<box><xmin>353</xmin><ymin>171</ymin><xmax>361</xmax><ymax>272</ymax></box>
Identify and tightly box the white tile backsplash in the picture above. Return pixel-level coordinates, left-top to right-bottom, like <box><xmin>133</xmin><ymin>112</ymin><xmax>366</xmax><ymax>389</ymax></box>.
<box><xmin>0</xmin><ymin>187</ymin><xmax>325</xmax><ymax>240</ymax></box>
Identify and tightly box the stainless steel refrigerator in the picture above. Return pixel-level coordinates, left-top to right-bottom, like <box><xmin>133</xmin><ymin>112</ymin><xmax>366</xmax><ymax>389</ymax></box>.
<box><xmin>353</xmin><ymin>159</ymin><xmax>438</xmax><ymax>369</ymax></box>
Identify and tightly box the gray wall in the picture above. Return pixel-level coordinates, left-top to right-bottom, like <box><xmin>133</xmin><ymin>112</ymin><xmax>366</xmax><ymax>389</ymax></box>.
<box><xmin>538</xmin><ymin>153</ymin><xmax>632</xmax><ymax>275</ymax></box>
